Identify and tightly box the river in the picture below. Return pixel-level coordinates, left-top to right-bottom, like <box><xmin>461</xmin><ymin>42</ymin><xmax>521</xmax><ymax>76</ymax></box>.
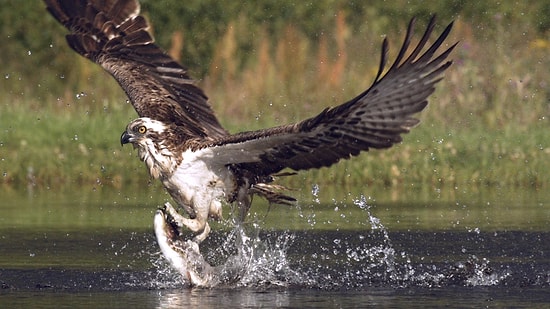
<box><xmin>0</xmin><ymin>185</ymin><xmax>548</xmax><ymax>308</ymax></box>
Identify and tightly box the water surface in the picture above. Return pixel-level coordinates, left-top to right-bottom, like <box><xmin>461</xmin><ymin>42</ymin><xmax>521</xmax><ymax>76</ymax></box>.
<box><xmin>0</xmin><ymin>185</ymin><xmax>548</xmax><ymax>308</ymax></box>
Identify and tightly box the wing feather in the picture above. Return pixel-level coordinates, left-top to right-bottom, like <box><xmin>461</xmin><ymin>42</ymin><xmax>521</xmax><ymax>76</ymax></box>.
<box><xmin>47</xmin><ymin>1</ymin><xmax>455</xmax><ymax>178</ymax></box>
<box><xmin>44</xmin><ymin>0</ymin><xmax>228</xmax><ymax>138</ymax></box>
<box><xmin>205</xmin><ymin>17</ymin><xmax>456</xmax><ymax>176</ymax></box>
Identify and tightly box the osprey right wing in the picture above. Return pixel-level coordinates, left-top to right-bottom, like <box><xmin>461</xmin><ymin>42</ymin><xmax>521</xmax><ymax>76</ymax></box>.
<box><xmin>205</xmin><ymin>17</ymin><xmax>456</xmax><ymax>176</ymax></box>
<box><xmin>45</xmin><ymin>0</ymin><xmax>228</xmax><ymax>139</ymax></box>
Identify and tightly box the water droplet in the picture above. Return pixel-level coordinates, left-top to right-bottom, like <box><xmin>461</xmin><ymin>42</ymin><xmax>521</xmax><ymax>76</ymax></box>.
<box><xmin>311</xmin><ymin>184</ymin><xmax>319</xmax><ymax>196</ymax></box>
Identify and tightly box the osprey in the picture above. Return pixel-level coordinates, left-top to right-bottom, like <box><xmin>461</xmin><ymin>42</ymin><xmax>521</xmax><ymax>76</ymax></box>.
<box><xmin>45</xmin><ymin>0</ymin><xmax>455</xmax><ymax>245</ymax></box>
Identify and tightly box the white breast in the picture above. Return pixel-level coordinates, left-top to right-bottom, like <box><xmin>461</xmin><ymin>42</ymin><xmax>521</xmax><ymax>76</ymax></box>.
<box><xmin>162</xmin><ymin>148</ymin><xmax>235</xmax><ymax>219</ymax></box>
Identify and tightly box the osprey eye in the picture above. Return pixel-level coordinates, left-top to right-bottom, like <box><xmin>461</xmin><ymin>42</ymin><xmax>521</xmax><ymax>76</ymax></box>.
<box><xmin>137</xmin><ymin>126</ymin><xmax>147</xmax><ymax>134</ymax></box>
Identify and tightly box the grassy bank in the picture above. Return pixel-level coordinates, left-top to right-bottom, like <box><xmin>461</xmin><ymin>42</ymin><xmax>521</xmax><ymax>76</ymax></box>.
<box><xmin>1</xmin><ymin>14</ymin><xmax>549</xmax><ymax>192</ymax></box>
<box><xmin>0</xmin><ymin>99</ymin><xmax>547</xmax><ymax>191</ymax></box>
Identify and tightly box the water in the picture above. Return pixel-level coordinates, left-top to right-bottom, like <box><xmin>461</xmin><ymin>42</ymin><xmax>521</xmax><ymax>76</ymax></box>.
<box><xmin>0</xmin><ymin>186</ymin><xmax>549</xmax><ymax>307</ymax></box>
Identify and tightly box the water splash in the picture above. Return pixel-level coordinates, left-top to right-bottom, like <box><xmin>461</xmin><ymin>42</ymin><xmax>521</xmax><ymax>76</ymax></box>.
<box><xmin>151</xmin><ymin>209</ymin><xmax>305</xmax><ymax>288</ymax></box>
<box><xmin>148</xmin><ymin>193</ymin><xmax>514</xmax><ymax>289</ymax></box>
<box><xmin>311</xmin><ymin>184</ymin><xmax>320</xmax><ymax>204</ymax></box>
<box><xmin>215</xmin><ymin>226</ymin><xmax>302</xmax><ymax>287</ymax></box>
<box><xmin>457</xmin><ymin>256</ymin><xmax>511</xmax><ymax>286</ymax></box>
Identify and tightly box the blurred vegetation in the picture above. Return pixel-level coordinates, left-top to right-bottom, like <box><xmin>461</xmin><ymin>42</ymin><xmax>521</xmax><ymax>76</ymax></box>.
<box><xmin>0</xmin><ymin>0</ymin><xmax>549</xmax><ymax>193</ymax></box>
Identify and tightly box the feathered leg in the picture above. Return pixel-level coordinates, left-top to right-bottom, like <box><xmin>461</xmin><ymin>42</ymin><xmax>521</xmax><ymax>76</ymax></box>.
<box><xmin>163</xmin><ymin>202</ymin><xmax>211</xmax><ymax>244</ymax></box>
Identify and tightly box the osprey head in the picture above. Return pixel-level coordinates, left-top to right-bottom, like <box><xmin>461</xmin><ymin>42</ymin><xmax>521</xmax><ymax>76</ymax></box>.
<box><xmin>121</xmin><ymin>117</ymin><xmax>176</xmax><ymax>178</ymax></box>
<box><xmin>120</xmin><ymin>117</ymin><xmax>168</xmax><ymax>148</ymax></box>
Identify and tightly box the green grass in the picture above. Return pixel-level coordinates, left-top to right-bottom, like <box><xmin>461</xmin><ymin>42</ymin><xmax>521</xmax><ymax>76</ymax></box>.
<box><xmin>1</xmin><ymin>14</ymin><xmax>549</xmax><ymax>192</ymax></box>
<box><xmin>0</xmin><ymin>97</ymin><xmax>547</xmax><ymax>191</ymax></box>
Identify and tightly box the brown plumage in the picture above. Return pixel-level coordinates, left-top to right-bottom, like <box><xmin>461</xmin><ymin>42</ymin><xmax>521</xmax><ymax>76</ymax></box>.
<box><xmin>45</xmin><ymin>0</ymin><xmax>456</xmax><ymax>244</ymax></box>
<box><xmin>44</xmin><ymin>0</ymin><xmax>227</xmax><ymax>139</ymax></box>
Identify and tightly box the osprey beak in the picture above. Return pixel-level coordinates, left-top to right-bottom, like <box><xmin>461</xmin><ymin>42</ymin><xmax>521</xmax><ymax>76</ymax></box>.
<box><xmin>120</xmin><ymin>131</ymin><xmax>132</xmax><ymax>146</ymax></box>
